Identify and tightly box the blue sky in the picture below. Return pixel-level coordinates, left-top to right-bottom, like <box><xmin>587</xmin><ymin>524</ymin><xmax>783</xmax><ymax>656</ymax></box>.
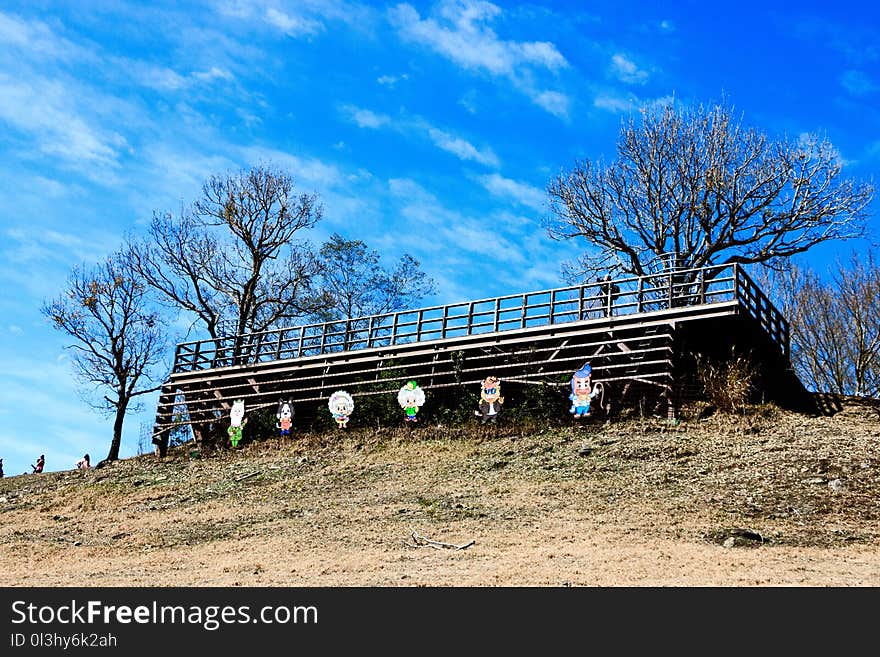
<box><xmin>0</xmin><ymin>1</ymin><xmax>877</xmax><ymax>475</ymax></box>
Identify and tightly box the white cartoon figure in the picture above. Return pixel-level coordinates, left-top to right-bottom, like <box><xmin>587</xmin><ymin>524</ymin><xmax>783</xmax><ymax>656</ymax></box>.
<box><xmin>397</xmin><ymin>381</ymin><xmax>426</xmax><ymax>423</ymax></box>
<box><xmin>228</xmin><ymin>399</ymin><xmax>247</xmax><ymax>447</ymax></box>
<box><xmin>276</xmin><ymin>399</ymin><xmax>294</xmax><ymax>437</ymax></box>
<box><xmin>328</xmin><ymin>390</ymin><xmax>354</xmax><ymax>429</ymax></box>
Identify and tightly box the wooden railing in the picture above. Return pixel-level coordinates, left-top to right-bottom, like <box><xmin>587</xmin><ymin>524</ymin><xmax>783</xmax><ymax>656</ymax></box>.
<box><xmin>170</xmin><ymin>263</ymin><xmax>788</xmax><ymax>373</ymax></box>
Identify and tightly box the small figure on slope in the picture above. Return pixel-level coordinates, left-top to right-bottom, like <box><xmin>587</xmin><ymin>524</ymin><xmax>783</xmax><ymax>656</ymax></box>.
<box><xmin>276</xmin><ymin>399</ymin><xmax>294</xmax><ymax>438</ymax></box>
<box><xmin>569</xmin><ymin>363</ymin><xmax>603</xmax><ymax>419</ymax></box>
<box><xmin>397</xmin><ymin>381</ymin><xmax>426</xmax><ymax>423</ymax></box>
<box><xmin>475</xmin><ymin>376</ymin><xmax>504</xmax><ymax>424</ymax></box>
<box><xmin>228</xmin><ymin>399</ymin><xmax>248</xmax><ymax>447</ymax></box>
<box><xmin>328</xmin><ymin>390</ymin><xmax>354</xmax><ymax>429</ymax></box>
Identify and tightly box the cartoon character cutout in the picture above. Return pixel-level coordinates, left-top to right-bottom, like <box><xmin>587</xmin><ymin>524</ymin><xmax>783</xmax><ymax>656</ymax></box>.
<box><xmin>328</xmin><ymin>390</ymin><xmax>354</xmax><ymax>429</ymax></box>
<box><xmin>569</xmin><ymin>363</ymin><xmax>603</xmax><ymax>418</ymax></box>
<box><xmin>476</xmin><ymin>376</ymin><xmax>504</xmax><ymax>424</ymax></box>
<box><xmin>276</xmin><ymin>399</ymin><xmax>294</xmax><ymax>437</ymax></box>
<box><xmin>228</xmin><ymin>399</ymin><xmax>247</xmax><ymax>447</ymax></box>
<box><xmin>397</xmin><ymin>381</ymin><xmax>425</xmax><ymax>423</ymax></box>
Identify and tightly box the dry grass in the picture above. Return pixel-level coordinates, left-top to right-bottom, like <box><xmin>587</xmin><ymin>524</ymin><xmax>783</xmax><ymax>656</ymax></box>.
<box><xmin>1</xmin><ymin>401</ymin><xmax>879</xmax><ymax>586</ymax></box>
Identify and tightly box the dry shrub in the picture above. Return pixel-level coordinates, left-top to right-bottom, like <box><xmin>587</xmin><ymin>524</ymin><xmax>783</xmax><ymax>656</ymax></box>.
<box><xmin>695</xmin><ymin>350</ymin><xmax>759</xmax><ymax>413</ymax></box>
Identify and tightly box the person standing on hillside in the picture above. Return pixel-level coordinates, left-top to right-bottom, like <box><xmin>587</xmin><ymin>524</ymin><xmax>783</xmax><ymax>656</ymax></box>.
<box><xmin>32</xmin><ymin>454</ymin><xmax>45</xmax><ymax>473</ymax></box>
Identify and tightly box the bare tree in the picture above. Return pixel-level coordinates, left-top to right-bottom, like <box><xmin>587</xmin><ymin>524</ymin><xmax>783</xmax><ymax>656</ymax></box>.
<box><xmin>42</xmin><ymin>252</ymin><xmax>167</xmax><ymax>465</ymax></box>
<box><xmin>131</xmin><ymin>164</ymin><xmax>326</xmax><ymax>344</ymax></box>
<box><xmin>315</xmin><ymin>234</ymin><xmax>436</xmax><ymax>351</ymax></box>
<box><xmin>316</xmin><ymin>233</ymin><xmax>436</xmax><ymax>321</ymax></box>
<box><xmin>757</xmin><ymin>252</ymin><xmax>880</xmax><ymax>397</ymax></box>
<box><xmin>546</xmin><ymin>99</ymin><xmax>874</xmax><ymax>282</ymax></box>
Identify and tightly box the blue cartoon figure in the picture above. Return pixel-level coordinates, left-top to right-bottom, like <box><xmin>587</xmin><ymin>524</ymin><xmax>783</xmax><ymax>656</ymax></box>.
<box><xmin>569</xmin><ymin>363</ymin><xmax>604</xmax><ymax>418</ymax></box>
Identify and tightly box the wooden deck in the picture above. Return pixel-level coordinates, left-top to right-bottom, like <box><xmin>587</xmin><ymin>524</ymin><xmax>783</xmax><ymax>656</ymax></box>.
<box><xmin>152</xmin><ymin>263</ymin><xmax>791</xmax><ymax>447</ymax></box>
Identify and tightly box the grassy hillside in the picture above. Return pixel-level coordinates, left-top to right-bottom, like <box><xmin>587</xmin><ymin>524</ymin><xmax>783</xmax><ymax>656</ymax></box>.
<box><xmin>1</xmin><ymin>402</ymin><xmax>879</xmax><ymax>586</ymax></box>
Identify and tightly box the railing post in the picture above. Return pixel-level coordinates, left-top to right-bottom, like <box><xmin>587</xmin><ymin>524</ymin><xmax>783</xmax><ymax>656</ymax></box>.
<box><xmin>319</xmin><ymin>323</ymin><xmax>327</xmax><ymax>355</ymax></box>
<box><xmin>520</xmin><ymin>294</ymin><xmax>527</xmax><ymax>329</ymax></box>
<box><xmin>667</xmin><ymin>271</ymin><xmax>673</xmax><ymax>309</ymax></box>
<box><xmin>493</xmin><ymin>298</ymin><xmax>500</xmax><ymax>332</ymax></box>
<box><xmin>391</xmin><ymin>312</ymin><xmax>399</xmax><ymax>345</ymax></box>
<box><xmin>442</xmin><ymin>305</ymin><xmax>448</xmax><ymax>339</ymax></box>
<box><xmin>252</xmin><ymin>332</ymin><xmax>262</xmax><ymax>364</ymax></box>
<box><xmin>699</xmin><ymin>268</ymin><xmax>706</xmax><ymax>304</ymax></box>
<box><xmin>366</xmin><ymin>317</ymin><xmax>374</xmax><ymax>348</ymax></box>
<box><xmin>578</xmin><ymin>285</ymin><xmax>585</xmax><ymax>320</ymax></box>
<box><xmin>296</xmin><ymin>327</ymin><xmax>304</xmax><ymax>358</ymax></box>
<box><xmin>416</xmin><ymin>310</ymin><xmax>423</xmax><ymax>342</ymax></box>
<box><xmin>550</xmin><ymin>290</ymin><xmax>556</xmax><ymax>324</ymax></box>
<box><xmin>732</xmin><ymin>263</ymin><xmax>740</xmax><ymax>303</ymax></box>
<box><xmin>174</xmin><ymin>343</ymin><xmax>184</xmax><ymax>373</ymax></box>
<box><xmin>637</xmin><ymin>277</ymin><xmax>644</xmax><ymax>313</ymax></box>
<box><xmin>275</xmin><ymin>330</ymin><xmax>283</xmax><ymax>360</ymax></box>
<box><xmin>467</xmin><ymin>302</ymin><xmax>474</xmax><ymax>335</ymax></box>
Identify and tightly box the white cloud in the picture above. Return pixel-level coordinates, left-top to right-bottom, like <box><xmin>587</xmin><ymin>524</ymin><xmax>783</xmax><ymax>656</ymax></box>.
<box><xmin>4</xmin><ymin>227</ymin><xmax>120</xmax><ymax>267</ymax></box>
<box><xmin>532</xmin><ymin>90</ymin><xmax>570</xmax><ymax>119</ymax></box>
<box><xmin>610</xmin><ymin>53</ymin><xmax>648</xmax><ymax>84</ymax></box>
<box><xmin>0</xmin><ymin>11</ymin><xmax>95</xmax><ymax>62</ymax></box>
<box><xmin>265</xmin><ymin>7</ymin><xmax>324</xmax><ymax>36</ymax></box>
<box><xmin>340</xmin><ymin>104</ymin><xmax>392</xmax><ymax>128</ymax></box>
<box><xmin>389</xmin><ymin>0</ymin><xmax>570</xmax><ymax>117</ymax></box>
<box><xmin>390</xmin><ymin>1</ymin><xmax>567</xmax><ymax>75</ymax></box>
<box><xmin>459</xmin><ymin>90</ymin><xmax>479</xmax><ymax>114</ymax></box>
<box><xmin>426</xmin><ymin>127</ymin><xmax>499</xmax><ymax>167</ymax></box>
<box><xmin>218</xmin><ymin>0</ymin><xmax>376</xmax><ymax>34</ymax></box>
<box><xmin>0</xmin><ymin>74</ymin><xmax>126</xmax><ymax>168</ymax></box>
<box><xmin>192</xmin><ymin>66</ymin><xmax>235</xmax><ymax>82</ymax></box>
<box><xmin>477</xmin><ymin>173</ymin><xmax>545</xmax><ymax>211</ymax></box>
<box><xmin>377</xmin><ymin>73</ymin><xmax>409</xmax><ymax>86</ymax></box>
<box><xmin>594</xmin><ymin>94</ymin><xmax>636</xmax><ymax>113</ymax></box>
<box><xmin>127</xmin><ymin>61</ymin><xmax>235</xmax><ymax>92</ymax></box>
<box><xmin>593</xmin><ymin>92</ymin><xmax>675</xmax><ymax>115</ymax></box>
<box><xmin>342</xmin><ymin>105</ymin><xmax>500</xmax><ymax>168</ymax></box>
<box><xmin>385</xmin><ymin>176</ymin><xmax>578</xmax><ymax>301</ymax></box>
<box><xmin>840</xmin><ymin>70</ymin><xmax>877</xmax><ymax>96</ymax></box>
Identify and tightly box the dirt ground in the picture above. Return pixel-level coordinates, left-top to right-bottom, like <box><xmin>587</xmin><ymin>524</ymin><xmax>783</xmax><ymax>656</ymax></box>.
<box><xmin>2</xmin><ymin>401</ymin><xmax>879</xmax><ymax>587</ymax></box>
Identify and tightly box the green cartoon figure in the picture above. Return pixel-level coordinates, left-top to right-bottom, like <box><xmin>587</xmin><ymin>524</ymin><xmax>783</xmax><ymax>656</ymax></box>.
<box><xmin>228</xmin><ymin>399</ymin><xmax>247</xmax><ymax>447</ymax></box>
<box><xmin>397</xmin><ymin>380</ymin><xmax>425</xmax><ymax>423</ymax></box>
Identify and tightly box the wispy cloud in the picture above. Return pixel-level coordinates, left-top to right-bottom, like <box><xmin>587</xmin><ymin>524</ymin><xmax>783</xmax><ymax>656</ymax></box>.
<box><xmin>0</xmin><ymin>74</ymin><xmax>127</xmax><ymax>169</ymax></box>
<box><xmin>593</xmin><ymin>93</ymin><xmax>636</xmax><ymax>113</ymax></box>
<box><xmin>840</xmin><ymin>70</ymin><xmax>878</xmax><ymax>96</ymax></box>
<box><xmin>389</xmin><ymin>0</ymin><xmax>570</xmax><ymax>118</ymax></box>
<box><xmin>377</xmin><ymin>73</ymin><xmax>409</xmax><ymax>87</ymax></box>
<box><xmin>425</xmin><ymin>126</ymin><xmax>499</xmax><ymax>167</ymax></box>
<box><xmin>341</xmin><ymin>104</ymin><xmax>500</xmax><ymax>168</ymax></box>
<box><xmin>532</xmin><ymin>90</ymin><xmax>570</xmax><ymax>119</ymax></box>
<box><xmin>340</xmin><ymin>104</ymin><xmax>392</xmax><ymax>128</ymax></box>
<box><xmin>477</xmin><ymin>173</ymin><xmax>545</xmax><ymax>211</ymax></box>
<box><xmin>387</xmin><ymin>177</ymin><xmax>574</xmax><ymax>300</ymax></box>
<box><xmin>125</xmin><ymin>61</ymin><xmax>236</xmax><ymax>92</ymax></box>
<box><xmin>593</xmin><ymin>92</ymin><xmax>674</xmax><ymax>114</ymax></box>
<box><xmin>265</xmin><ymin>7</ymin><xmax>324</xmax><ymax>36</ymax></box>
<box><xmin>218</xmin><ymin>0</ymin><xmax>376</xmax><ymax>35</ymax></box>
<box><xmin>610</xmin><ymin>53</ymin><xmax>649</xmax><ymax>84</ymax></box>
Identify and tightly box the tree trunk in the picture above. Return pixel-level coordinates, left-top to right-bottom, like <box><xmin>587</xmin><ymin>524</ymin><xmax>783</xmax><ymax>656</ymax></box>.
<box><xmin>104</xmin><ymin>399</ymin><xmax>128</xmax><ymax>463</ymax></box>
